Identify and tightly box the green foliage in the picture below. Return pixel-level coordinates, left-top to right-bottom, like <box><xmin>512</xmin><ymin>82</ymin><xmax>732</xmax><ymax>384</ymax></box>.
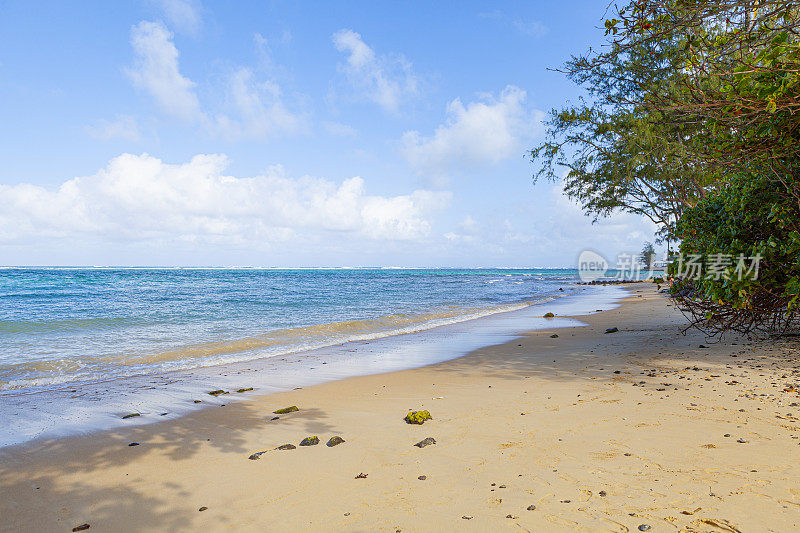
<box><xmin>675</xmin><ymin>173</ymin><xmax>800</xmax><ymax>314</ymax></box>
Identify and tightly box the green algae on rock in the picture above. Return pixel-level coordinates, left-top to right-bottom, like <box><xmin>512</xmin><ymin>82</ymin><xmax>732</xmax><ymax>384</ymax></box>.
<box><xmin>299</xmin><ymin>436</ymin><xmax>320</xmax><ymax>446</ymax></box>
<box><xmin>404</xmin><ymin>410</ymin><xmax>432</xmax><ymax>424</ymax></box>
<box><xmin>273</xmin><ymin>406</ymin><xmax>299</xmax><ymax>414</ymax></box>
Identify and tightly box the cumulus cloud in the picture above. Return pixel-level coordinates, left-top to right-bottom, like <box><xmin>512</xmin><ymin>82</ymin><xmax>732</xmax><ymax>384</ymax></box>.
<box><xmin>126</xmin><ymin>21</ymin><xmax>202</xmax><ymax>122</ymax></box>
<box><xmin>0</xmin><ymin>153</ymin><xmax>451</xmax><ymax>245</ymax></box>
<box><xmin>322</xmin><ymin>121</ymin><xmax>357</xmax><ymax>137</ymax></box>
<box><xmin>152</xmin><ymin>0</ymin><xmax>202</xmax><ymax>35</ymax></box>
<box><xmin>85</xmin><ymin>115</ymin><xmax>141</xmax><ymax>142</ymax></box>
<box><xmin>401</xmin><ymin>86</ymin><xmax>543</xmax><ymax>178</ymax></box>
<box><xmin>332</xmin><ymin>29</ymin><xmax>419</xmax><ymax>114</ymax></box>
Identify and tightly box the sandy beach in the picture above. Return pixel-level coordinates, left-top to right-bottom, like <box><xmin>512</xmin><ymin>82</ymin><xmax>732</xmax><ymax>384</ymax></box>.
<box><xmin>1</xmin><ymin>284</ymin><xmax>799</xmax><ymax>532</ymax></box>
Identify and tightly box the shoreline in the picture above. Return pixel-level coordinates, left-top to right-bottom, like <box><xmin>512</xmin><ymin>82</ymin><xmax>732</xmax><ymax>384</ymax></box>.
<box><xmin>2</xmin><ymin>284</ymin><xmax>799</xmax><ymax>531</ymax></box>
<box><xmin>0</xmin><ymin>284</ymin><xmax>626</xmax><ymax>448</ymax></box>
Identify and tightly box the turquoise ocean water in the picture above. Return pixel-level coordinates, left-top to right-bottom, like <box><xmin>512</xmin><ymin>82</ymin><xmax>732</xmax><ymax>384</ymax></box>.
<box><xmin>0</xmin><ymin>267</ymin><xmax>627</xmax><ymax>446</ymax></box>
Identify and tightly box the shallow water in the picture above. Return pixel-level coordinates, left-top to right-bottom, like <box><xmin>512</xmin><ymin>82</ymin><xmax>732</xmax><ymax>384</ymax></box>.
<box><xmin>0</xmin><ymin>272</ymin><xmax>627</xmax><ymax>447</ymax></box>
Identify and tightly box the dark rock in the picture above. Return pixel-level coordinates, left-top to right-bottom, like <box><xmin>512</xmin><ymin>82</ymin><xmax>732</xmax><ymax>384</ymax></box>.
<box><xmin>327</xmin><ymin>436</ymin><xmax>345</xmax><ymax>447</ymax></box>
<box><xmin>462</xmin><ymin>516</ymin><xmax>473</xmax><ymax>520</ymax></box>
<box><xmin>598</xmin><ymin>490</ymin><xmax>606</xmax><ymax>497</ymax></box>
<box><xmin>604</xmin><ymin>327</ymin><xmax>619</xmax><ymax>334</ymax></box>
<box><xmin>506</xmin><ymin>514</ymin><xmax>518</xmax><ymax>519</ymax></box>
<box><xmin>273</xmin><ymin>406</ymin><xmax>299</xmax><ymax>414</ymax></box>
<box><xmin>404</xmin><ymin>410</ymin><xmax>432</xmax><ymax>424</ymax></box>
<box><xmin>544</xmin><ymin>312</ymin><xmax>555</xmax><ymax>318</ymax></box>
<box><xmin>414</xmin><ymin>437</ymin><xmax>436</xmax><ymax>448</ymax></box>
<box><xmin>128</xmin><ymin>442</ymin><xmax>139</xmax><ymax>447</ymax></box>
<box><xmin>276</xmin><ymin>444</ymin><xmax>296</xmax><ymax>450</ymax></box>
<box><xmin>418</xmin><ymin>475</ymin><xmax>427</xmax><ymax>480</ymax></box>
<box><xmin>236</xmin><ymin>387</ymin><xmax>254</xmax><ymax>393</ymax></box>
<box><xmin>208</xmin><ymin>389</ymin><xmax>227</xmax><ymax>396</ymax></box>
<box><xmin>355</xmin><ymin>472</ymin><xmax>368</xmax><ymax>479</ymax></box>
<box><xmin>198</xmin><ymin>506</ymin><xmax>208</xmax><ymax>512</ymax></box>
<box><xmin>613</xmin><ymin>370</ymin><xmax>621</xmax><ymax>374</ymax></box>
<box><xmin>299</xmin><ymin>436</ymin><xmax>320</xmax><ymax>446</ymax></box>
<box><xmin>72</xmin><ymin>525</ymin><xmax>90</xmax><ymax>532</ymax></box>
<box><xmin>193</xmin><ymin>400</ymin><xmax>202</xmax><ymax>403</ymax></box>
<box><xmin>270</xmin><ymin>416</ymin><xmax>280</xmax><ymax>421</ymax></box>
<box><xmin>249</xmin><ymin>451</ymin><xmax>268</xmax><ymax>460</ymax></box>
<box><xmin>527</xmin><ymin>505</ymin><xmax>536</xmax><ymax>511</ymax></box>
<box><xmin>121</xmin><ymin>413</ymin><xmax>140</xmax><ymax>419</ymax></box>
<box><xmin>550</xmin><ymin>334</ymin><xmax>559</xmax><ymax>338</ymax></box>
<box><xmin>737</xmin><ymin>438</ymin><xmax>747</xmax><ymax>443</ymax></box>
<box><xmin>638</xmin><ymin>526</ymin><xmax>651</xmax><ymax>531</ymax></box>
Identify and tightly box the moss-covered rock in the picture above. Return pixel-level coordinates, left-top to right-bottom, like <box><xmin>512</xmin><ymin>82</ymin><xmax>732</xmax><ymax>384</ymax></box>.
<box><xmin>544</xmin><ymin>312</ymin><xmax>555</xmax><ymax>318</ymax></box>
<box><xmin>326</xmin><ymin>436</ymin><xmax>345</xmax><ymax>447</ymax></box>
<box><xmin>550</xmin><ymin>334</ymin><xmax>559</xmax><ymax>338</ymax></box>
<box><xmin>208</xmin><ymin>389</ymin><xmax>228</xmax><ymax>396</ymax></box>
<box><xmin>299</xmin><ymin>436</ymin><xmax>320</xmax><ymax>446</ymax></box>
<box><xmin>122</xmin><ymin>413</ymin><xmax>140</xmax><ymax>419</ymax></box>
<box><xmin>404</xmin><ymin>410</ymin><xmax>432</xmax><ymax>424</ymax></box>
<box><xmin>273</xmin><ymin>405</ymin><xmax>299</xmax><ymax>414</ymax></box>
<box><xmin>236</xmin><ymin>387</ymin><xmax>254</xmax><ymax>393</ymax></box>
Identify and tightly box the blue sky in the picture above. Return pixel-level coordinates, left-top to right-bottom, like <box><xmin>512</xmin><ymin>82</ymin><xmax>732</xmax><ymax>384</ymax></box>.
<box><xmin>0</xmin><ymin>0</ymin><xmax>658</xmax><ymax>267</ymax></box>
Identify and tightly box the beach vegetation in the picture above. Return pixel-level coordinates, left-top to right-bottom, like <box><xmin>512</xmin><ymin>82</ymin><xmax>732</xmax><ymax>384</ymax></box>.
<box><xmin>533</xmin><ymin>0</ymin><xmax>800</xmax><ymax>336</ymax></box>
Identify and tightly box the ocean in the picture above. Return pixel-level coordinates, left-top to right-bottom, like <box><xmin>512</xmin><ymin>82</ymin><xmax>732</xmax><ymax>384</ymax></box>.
<box><xmin>0</xmin><ymin>267</ymin><xmax>627</xmax><ymax>445</ymax></box>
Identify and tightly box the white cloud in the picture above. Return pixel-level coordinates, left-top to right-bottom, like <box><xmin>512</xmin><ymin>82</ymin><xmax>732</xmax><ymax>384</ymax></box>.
<box><xmin>401</xmin><ymin>85</ymin><xmax>543</xmax><ymax>178</ymax></box>
<box><xmin>152</xmin><ymin>0</ymin><xmax>202</xmax><ymax>35</ymax></box>
<box><xmin>0</xmin><ymin>153</ymin><xmax>451</xmax><ymax>245</ymax></box>
<box><xmin>332</xmin><ymin>29</ymin><xmax>419</xmax><ymax>114</ymax></box>
<box><xmin>126</xmin><ymin>21</ymin><xmax>202</xmax><ymax>122</ymax></box>
<box><xmin>214</xmin><ymin>67</ymin><xmax>307</xmax><ymax>140</ymax></box>
<box><xmin>85</xmin><ymin>115</ymin><xmax>141</xmax><ymax>142</ymax></box>
<box><xmin>322</xmin><ymin>121</ymin><xmax>357</xmax><ymax>137</ymax></box>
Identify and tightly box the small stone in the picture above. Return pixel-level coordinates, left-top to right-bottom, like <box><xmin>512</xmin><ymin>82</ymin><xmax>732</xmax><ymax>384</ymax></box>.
<box><xmin>344</xmin><ymin>512</ymin><xmax>350</xmax><ymax>516</ymax></box>
<box><xmin>270</xmin><ymin>416</ymin><xmax>279</xmax><ymax>421</ymax></box>
<box><xmin>613</xmin><ymin>370</ymin><xmax>621</xmax><ymax>374</ymax></box>
<box><xmin>248</xmin><ymin>451</ymin><xmax>267</xmax><ymax>459</ymax></box>
<box><xmin>276</xmin><ymin>444</ymin><xmax>296</xmax><ymax>450</ymax></box>
<box><xmin>638</xmin><ymin>525</ymin><xmax>651</xmax><ymax>531</ymax></box>
<box><xmin>355</xmin><ymin>473</ymin><xmax>368</xmax><ymax>479</ymax></box>
<box><xmin>193</xmin><ymin>400</ymin><xmax>201</xmax><ymax>403</ymax></box>
<box><xmin>605</xmin><ymin>327</ymin><xmax>619</xmax><ymax>334</ymax></box>
<box><xmin>236</xmin><ymin>387</ymin><xmax>253</xmax><ymax>393</ymax></box>
<box><xmin>121</xmin><ymin>413</ymin><xmax>140</xmax><ymax>419</ymax></box>
<box><xmin>506</xmin><ymin>514</ymin><xmax>518</xmax><ymax>519</ymax></box>
<box><xmin>208</xmin><ymin>389</ymin><xmax>227</xmax><ymax>396</ymax></box>
<box><xmin>128</xmin><ymin>442</ymin><xmax>139</xmax><ymax>447</ymax></box>
<box><xmin>550</xmin><ymin>334</ymin><xmax>559</xmax><ymax>338</ymax></box>
<box><xmin>418</xmin><ymin>475</ymin><xmax>427</xmax><ymax>480</ymax></box>
<box><xmin>72</xmin><ymin>525</ymin><xmax>90</xmax><ymax>532</ymax></box>
<box><xmin>561</xmin><ymin>499</ymin><xmax>571</xmax><ymax>503</ymax></box>
<box><xmin>404</xmin><ymin>410</ymin><xmax>432</xmax><ymax>424</ymax></box>
<box><xmin>737</xmin><ymin>438</ymin><xmax>747</xmax><ymax>443</ymax></box>
<box><xmin>544</xmin><ymin>312</ymin><xmax>555</xmax><ymax>318</ymax></box>
<box><xmin>527</xmin><ymin>505</ymin><xmax>536</xmax><ymax>511</ymax></box>
<box><xmin>327</xmin><ymin>436</ymin><xmax>345</xmax><ymax>447</ymax></box>
<box><xmin>498</xmin><ymin>485</ymin><xmax>507</xmax><ymax>488</ymax></box>
<box><xmin>300</xmin><ymin>436</ymin><xmax>320</xmax><ymax>446</ymax></box>
<box><xmin>198</xmin><ymin>506</ymin><xmax>208</xmax><ymax>512</ymax></box>
<box><xmin>462</xmin><ymin>516</ymin><xmax>473</xmax><ymax>520</ymax></box>
<box><xmin>598</xmin><ymin>490</ymin><xmax>606</xmax><ymax>497</ymax></box>
<box><xmin>624</xmin><ymin>453</ymin><xmax>632</xmax><ymax>456</ymax></box>
<box><xmin>414</xmin><ymin>437</ymin><xmax>436</xmax><ymax>448</ymax></box>
<box><xmin>273</xmin><ymin>406</ymin><xmax>299</xmax><ymax>414</ymax></box>
<box><xmin>724</xmin><ymin>433</ymin><xmax>731</xmax><ymax>437</ymax></box>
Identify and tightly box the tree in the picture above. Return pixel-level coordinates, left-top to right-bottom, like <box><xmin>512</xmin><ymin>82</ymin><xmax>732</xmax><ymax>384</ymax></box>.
<box><xmin>640</xmin><ymin>242</ymin><xmax>656</xmax><ymax>269</ymax></box>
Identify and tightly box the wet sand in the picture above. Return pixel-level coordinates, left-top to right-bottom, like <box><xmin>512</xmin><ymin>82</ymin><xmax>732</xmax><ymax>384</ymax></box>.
<box><xmin>1</xmin><ymin>284</ymin><xmax>799</xmax><ymax>532</ymax></box>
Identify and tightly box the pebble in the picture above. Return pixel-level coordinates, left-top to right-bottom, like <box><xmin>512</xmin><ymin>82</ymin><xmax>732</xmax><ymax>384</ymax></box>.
<box><xmin>418</xmin><ymin>475</ymin><xmax>427</xmax><ymax>480</ymax></box>
<box><xmin>414</xmin><ymin>437</ymin><xmax>436</xmax><ymax>448</ymax></box>
<box><xmin>527</xmin><ymin>505</ymin><xmax>536</xmax><ymax>511</ymax></box>
<box><xmin>327</xmin><ymin>436</ymin><xmax>345</xmax><ymax>447</ymax></box>
<box><xmin>598</xmin><ymin>490</ymin><xmax>606</xmax><ymax>497</ymax></box>
<box><xmin>506</xmin><ymin>514</ymin><xmax>518</xmax><ymax>519</ymax></box>
<box><xmin>605</xmin><ymin>327</ymin><xmax>619</xmax><ymax>334</ymax></box>
<box><xmin>198</xmin><ymin>506</ymin><xmax>208</xmax><ymax>512</ymax></box>
<box><xmin>299</xmin><ymin>436</ymin><xmax>320</xmax><ymax>446</ymax></box>
<box><xmin>270</xmin><ymin>416</ymin><xmax>280</xmax><ymax>421</ymax></box>
<box><xmin>276</xmin><ymin>444</ymin><xmax>296</xmax><ymax>451</ymax></box>
<box><xmin>72</xmin><ymin>525</ymin><xmax>90</xmax><ymax>532</ymax></box>
<box><xmin>462</xmin><ymin>516</ymin><xmax>473</xmax><ymax>520</ymax></box>
<box><xmin>128</xmin><ymin>442</ymin><xmax>139</xmax><ymax>447</ymax></box>
<box><xmin>638</xmin><ymin>525</ymin><xmax>651</xmax><ymax>531</ymax></box>
<box><xmin>355</xmin><ymin>473</ymin><xmax>368</xmax><ymax>479</ymax></box>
